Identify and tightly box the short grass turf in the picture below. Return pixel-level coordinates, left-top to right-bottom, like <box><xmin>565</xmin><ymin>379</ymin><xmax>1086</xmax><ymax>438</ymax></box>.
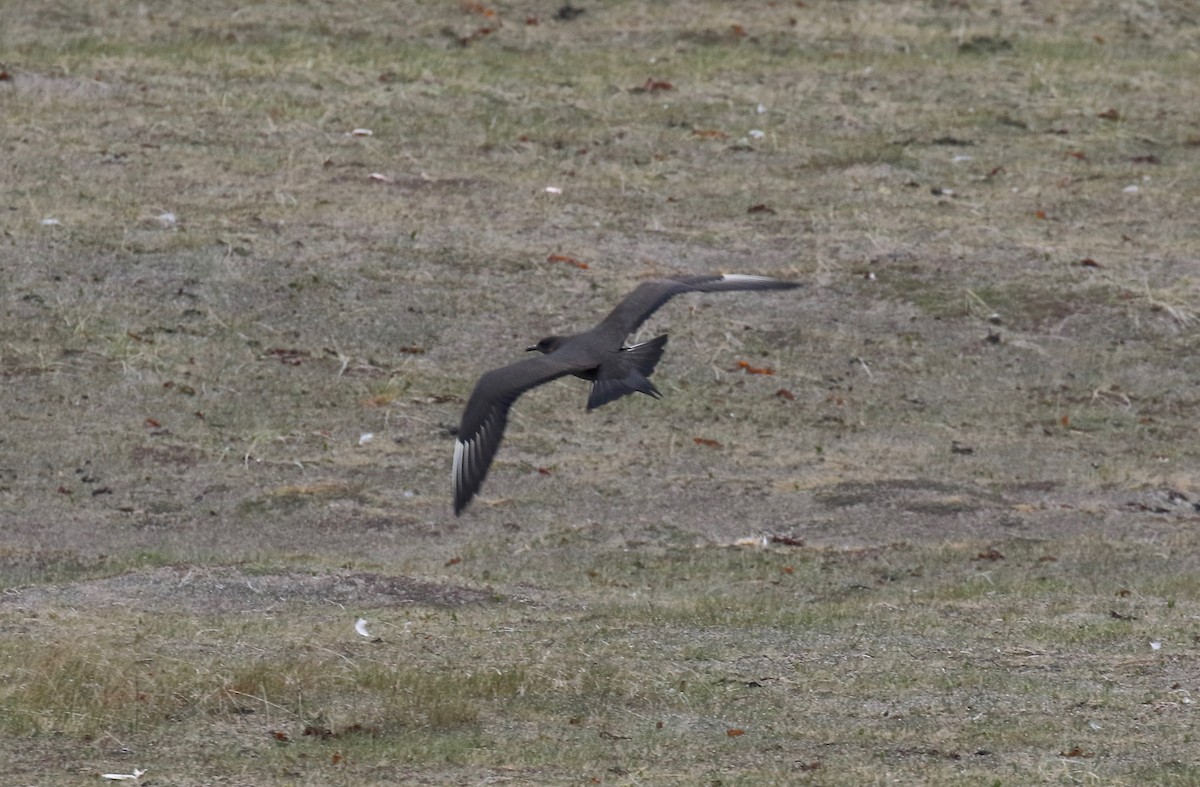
<box><xmin>1</xmin><ymin>1</ymin><xmax>1199</xmax><ymax>784</ymax></box>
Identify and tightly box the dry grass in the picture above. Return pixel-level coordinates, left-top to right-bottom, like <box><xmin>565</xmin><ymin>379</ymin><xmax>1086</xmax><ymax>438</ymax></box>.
<box><xmin>2</xmin><ymin>0</ymin><xmax>1199</xmax><ymax>784</ymax></box>
<box><xmin>2</xmin><ymin>537</ymin><xmax>1198</xmax><ymax>784</ymax></box>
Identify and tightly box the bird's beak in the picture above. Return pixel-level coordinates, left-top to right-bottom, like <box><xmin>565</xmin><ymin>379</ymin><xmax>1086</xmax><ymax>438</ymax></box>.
<box><xmin>526</xmin><ymin>344</ymin><xmax>538</xmax><ymax>352</ymax></box>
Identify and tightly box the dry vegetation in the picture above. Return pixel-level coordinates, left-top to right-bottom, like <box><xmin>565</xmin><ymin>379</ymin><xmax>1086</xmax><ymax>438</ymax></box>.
<box><xmin>1</xmin><ymin>1</ymin><xmax>1199</xmax><ymax>784</ymax></box>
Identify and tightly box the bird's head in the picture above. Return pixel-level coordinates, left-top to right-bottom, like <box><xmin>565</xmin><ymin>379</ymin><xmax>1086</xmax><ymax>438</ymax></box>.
<box><xmin>527</xmin><ymin>336</ymin><xmax>565</xmax><ymax>355</ymax></box>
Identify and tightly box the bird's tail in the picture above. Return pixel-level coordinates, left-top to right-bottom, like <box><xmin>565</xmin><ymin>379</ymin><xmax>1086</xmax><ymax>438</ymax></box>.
<box><xmin>586</xmin><ymin>335</ymin><xmax>668</xmax><ymax>410</ymax></box>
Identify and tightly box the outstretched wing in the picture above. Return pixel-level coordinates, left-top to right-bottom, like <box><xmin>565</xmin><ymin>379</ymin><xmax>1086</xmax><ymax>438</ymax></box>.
<box><xmin>596</xmin><ymin>274</ymin><xmax>801</xmax><ymax>340</ymax></box>
<box><xmin>453</xmin><ymin>354</ymin><xmax>582</xmax><ymax>515</ymax></box>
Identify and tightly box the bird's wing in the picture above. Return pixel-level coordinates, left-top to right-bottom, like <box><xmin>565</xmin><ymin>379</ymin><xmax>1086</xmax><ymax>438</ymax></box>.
<box><xmin>596</xmin><ymin>274</ymin><xmax>800</xmax><ymax>339</ymax></box>
<box><xmin>453</xmin><ymin>354</ymin><xmax>585</xmax><ymax>515</ymax></box>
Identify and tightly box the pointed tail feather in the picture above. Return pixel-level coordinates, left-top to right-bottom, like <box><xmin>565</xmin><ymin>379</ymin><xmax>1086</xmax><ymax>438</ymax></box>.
<box><xmin>587</xmin><ymin>369</ymin><xmax>662</xmax><ymax>410</ymax></box>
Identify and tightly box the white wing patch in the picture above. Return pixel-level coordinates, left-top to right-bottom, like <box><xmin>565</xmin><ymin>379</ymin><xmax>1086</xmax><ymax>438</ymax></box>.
<box><xmin>719</xmin><ymin>273</ymin><xmax>775</xmax><ymax>285</ymax></box>
<box><xmin>452</xmin><ymin>438</ymin><xmax>467</xmax><ymax>498</ymax></box>
<box><xmin>453</xmin><ymin>412</ymin><xmax>500</xmax><ymax>509</ymax></box>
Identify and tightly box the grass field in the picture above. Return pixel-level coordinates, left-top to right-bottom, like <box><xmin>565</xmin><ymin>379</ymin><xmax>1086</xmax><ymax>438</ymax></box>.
<box><xmin>2</xmin><ymin>1</ymin><xmax>1199</xmax><ymax>784</ymax></box>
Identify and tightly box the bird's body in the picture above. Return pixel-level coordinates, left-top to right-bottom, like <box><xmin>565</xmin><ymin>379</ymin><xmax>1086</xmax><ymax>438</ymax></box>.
<box><xmin>452</xmin><ymin>273</ymin><xmax>800</xmax><ymax>514</ymax></box>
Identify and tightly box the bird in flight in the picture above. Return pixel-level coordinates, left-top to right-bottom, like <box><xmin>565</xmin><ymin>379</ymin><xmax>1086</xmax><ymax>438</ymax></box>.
<box><xmin>452</xmin><ymin>273</ymin><xmax>800</xmax><ymax>515</ymax></box>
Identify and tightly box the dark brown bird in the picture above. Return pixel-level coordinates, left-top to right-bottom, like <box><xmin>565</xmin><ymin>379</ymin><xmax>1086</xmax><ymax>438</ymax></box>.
<box><xmin>452</xmin><ymin>274</ymin><xmax>800</xmax><ymax>514</ymax></box>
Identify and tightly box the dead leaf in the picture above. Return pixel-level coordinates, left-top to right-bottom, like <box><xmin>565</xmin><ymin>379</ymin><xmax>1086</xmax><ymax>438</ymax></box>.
<box><xmin>546</xmin><ymin>253</ymin><xmax>588</xmax><ymax>269</ymax></box>
<box><xmin>775</xmin><ymin>388</ymin><xmax>796</xmax><ymax>400</ymax></box>
<box><xmin>747</xmin><ymin>203</ymin><xmax>776</xmax><ymax>214</ymax></box>
<box><xmin>727</xmin><ymin>728</ymin><xmax>745</xmax><ymax>737</ymax></box>
<box><xmin>693</xmin><ymin>437</ymin><xmax>721</xmax><ymax>448</ymax></box>
<box><xmin>631</xmin><ymin>78</ymin><xmax>674</xmax><ymax>93</ymax></box>
<box><xmin>737</xmin><ymin>360</ymin><xmax>775</xmax><ymax>375</ymax></box>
